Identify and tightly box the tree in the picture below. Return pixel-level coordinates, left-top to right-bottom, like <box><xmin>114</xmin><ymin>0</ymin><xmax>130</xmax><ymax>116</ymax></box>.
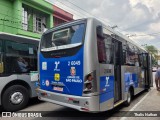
<box><xmin>144</xmin><ymin>45</ymin><xmax>158</xmax><ymax>56</ymax></box>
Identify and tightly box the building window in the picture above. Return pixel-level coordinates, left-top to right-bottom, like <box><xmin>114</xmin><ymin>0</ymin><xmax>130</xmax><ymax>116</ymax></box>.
<box><xmin>22</xmin><ymin>7</ymin><xmax>28</xmax><ymax>31</ymax></box>
<box><xmin>22</xmin><ymin>4</ymin><xmax>47</xmax><ymax>33</ymax></box>
<box><xmin>34</xmin><ymin>14</ymin><xmax>46</xmax><ymax>33</ymax></box>
<box><xmin>36</xmin><ymin>17</ymin><xmax>42</xmax><ymax>32</ymax></box>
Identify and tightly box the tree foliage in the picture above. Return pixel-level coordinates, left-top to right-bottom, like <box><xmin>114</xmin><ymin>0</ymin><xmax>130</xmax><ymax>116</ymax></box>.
<box><xmin>144</xmin><ymin>45</ymin><xmax>158</xmax><ymax>65</ymax></box>
<box><xmin>144</xmin><ymin>45</ymin><xmax>158</xmax><ymax>56</ymax></box>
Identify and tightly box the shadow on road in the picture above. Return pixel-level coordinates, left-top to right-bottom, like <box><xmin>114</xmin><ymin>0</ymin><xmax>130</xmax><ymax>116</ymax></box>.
<box><xmin>27</xmin><ymin>97</ymin><xmax>44</xmax><ymax>107</ymax></box>
<box><xmin>0</xmin><ymin>97</ymin><xmax>43</xmax><ymax>112</ymax></box>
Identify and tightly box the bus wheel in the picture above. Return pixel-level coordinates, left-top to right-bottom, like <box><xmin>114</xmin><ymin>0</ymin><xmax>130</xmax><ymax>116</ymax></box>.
<box><xmin>124</xmin><ymin>90</ymin><xmax>132</xmax><ymax>106</ymax></box>
<box><xmin>2</xmin><ymin>85</ymin><xmax>29</xmax><ymax>111</ymax></box>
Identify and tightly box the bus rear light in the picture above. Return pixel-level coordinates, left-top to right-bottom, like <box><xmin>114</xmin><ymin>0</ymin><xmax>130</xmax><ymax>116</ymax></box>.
<box><xmin>83</xmin><ymin>71</ymin><xmax>97</xmax><ymax>94</ymax></box>
<box><xmin>68</xmin><ymin>97</ymin><xmax>74</xmax><ymax>101</ymax></box>
<box><xmin>41</xmin><ymin>92</ymin><xmax>47</xmax><ymax>96</ymax></box>
<box><xmin>86</xmin><ymin>83</ymin><xmax>92</xmax><ymax>89</ymax></box>
<box><xmin>81</xmin><ymin>107</ymin><xmax>89</xmax><ymax>111</ymax></box>
<box><xmin>86</xmin><ymin>74</ymin><xmax>93</xmax><ymax>81</ymax></box>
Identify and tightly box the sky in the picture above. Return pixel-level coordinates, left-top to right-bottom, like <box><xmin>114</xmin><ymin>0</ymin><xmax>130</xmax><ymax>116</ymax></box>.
<box><xmin>47</xmin><ymin>0</ymin><xmax>160</xmax><ymax>49</ymax></box>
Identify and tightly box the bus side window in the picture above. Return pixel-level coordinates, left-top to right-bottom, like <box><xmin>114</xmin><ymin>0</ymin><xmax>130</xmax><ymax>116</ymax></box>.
<box><xmin>97</xmin><ymin>35</ymin><xmax>106</xmax><ymax>63</ymax></box>
<box><xmin>97</xmin><ymin>26</ymin><xmax>106</xmax><ymax>63</ymax></box>
<box><xmin>138</xmin><ymin>53</ymin><xmax>144</xmax><ymax>67</ymax></box>
<box><xmin>134</xmin><ymin>47</ymin><xmax>139</xmax><ymax>67</ymax></box>
<box><xmin>126</xmin><ymin>44</ymin><xmax>137</xmax><ymax>66</ymax></box>
<box><xmin>122</xmin><ymin>43</ymin><xmax>127</xmax><ymax>65</ymax></box>
<box><xmin>5</xmin><ymin>41</ymin><xmax>38</xmax><ymax>73</ymax></box>
<box><xmin>104</xmin><ymin>34</ymin><xmax>114</xmax><ymax>64</ymax></box>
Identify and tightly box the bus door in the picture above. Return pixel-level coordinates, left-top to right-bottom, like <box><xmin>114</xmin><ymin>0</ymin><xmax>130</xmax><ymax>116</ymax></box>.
<box><xmin>145</xmin><ymin>53</ymin><xmax>153</xmax><ymax>89</ymax></box>
<box><xmin>147</xmin><ymin>54</ymin><xmax>153</xmax><ymax>88</ymax></box>
<box><xmin>114</xmin><ymin>40</ymin><xmax>122</xmax><ymax>103</ymax></box>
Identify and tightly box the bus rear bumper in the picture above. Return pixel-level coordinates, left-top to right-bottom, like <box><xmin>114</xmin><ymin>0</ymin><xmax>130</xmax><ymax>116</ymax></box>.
<box><xmin>36</xmin><ymin>88</ymin><xmax>99</xmax><ymax>112</ymax></box>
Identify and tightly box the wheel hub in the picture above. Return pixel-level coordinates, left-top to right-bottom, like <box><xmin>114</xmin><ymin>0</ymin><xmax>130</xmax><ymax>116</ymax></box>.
<box><xmin>10</xmin><ymin>92</ymin><xmax>23</xmax><ymax>104</ymax></box>
<box><xmin>127</xmin><ymin>92</ymin><xmax>131</xmax><ymax>103</ymax></box>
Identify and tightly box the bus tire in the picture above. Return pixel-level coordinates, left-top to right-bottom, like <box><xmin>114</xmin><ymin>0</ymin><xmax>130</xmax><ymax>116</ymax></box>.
<box><xmin>2</xmin><ymin>85</ymin><xmax>29</xmax><ymax>111</ymax></box>
<box><xmin>124</xmin><ymin>90</ymin><xmax>132</xmax><ymax>106</ymax></box>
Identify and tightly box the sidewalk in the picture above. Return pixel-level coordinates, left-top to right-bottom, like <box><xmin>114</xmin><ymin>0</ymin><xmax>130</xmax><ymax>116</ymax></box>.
<box><xmin>133</xmin><ymin>87</ymin><xmax>160</xmax><ymax>111</ymax></box>
<box><xmin>124</xmin><ymin>82</ymin><xmax>160</xmax><ymax>120</ymax></box>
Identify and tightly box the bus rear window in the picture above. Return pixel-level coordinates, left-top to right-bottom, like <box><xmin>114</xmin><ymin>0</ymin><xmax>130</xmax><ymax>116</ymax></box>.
<box><xmin>41</xmin><ymin>24</ymin><xmax>85</xmax><ymax>51</ymax></box>
<box><xmin>53</xmin><ymin>29</ymin><xmax>69</xmax><ymax>40</ymax></box>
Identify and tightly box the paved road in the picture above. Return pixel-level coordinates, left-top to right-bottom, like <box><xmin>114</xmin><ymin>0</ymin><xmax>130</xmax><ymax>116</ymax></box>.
<box><xmin>0</xmin><ymin>72</ymin><xmax>160</xmax><ymax>120</ymax></box>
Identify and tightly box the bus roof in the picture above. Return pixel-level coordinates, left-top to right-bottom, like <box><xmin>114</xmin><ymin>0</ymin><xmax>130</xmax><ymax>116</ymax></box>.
<box><xmin>91</xmin><ymin>18</ymin><xmax>147</xmax><ymax>52</ymax></box>
<box><xmin>43</xmin><ymin>17</ymin><xmax>147</xmax><ymax>52</ymax></box>
<box><xmin>0</xmin><ymin>32</ymin><xmax>39</xmax><ymax>45</ymax></box>
<box><xmin>44</xmin><ymin>18</ymin><xmax>87</xmax><ymax>35</ymax></box>
<box><xmin>0</xmin><ymin>32</ymin><xmax>40</xmax><ymax>41</ymax></box>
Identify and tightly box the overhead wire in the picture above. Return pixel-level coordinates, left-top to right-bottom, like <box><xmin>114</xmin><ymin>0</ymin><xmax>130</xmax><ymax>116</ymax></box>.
<box><xmin>56</xmin><ymin>0</ymin><xmax>114</xmax><ymax>27</ymax></box>
<box><xmin>128</xmin><ymin>32</ymin><xmax>160</xmax><ymax>37</ymax></box>
<box><xmin>54</xmin><ymin>0</ymin><xmax>88</xmax><ymax>18</ymax></box>
<box><xmin>65</xmin><ymin>0</ymin><xmax>113</xmax><ymax>26</ymax></box>
<box><xmin>56</xmin><ymin>0</ymin><xmax>160</xmax><ymax>48</ymax></box>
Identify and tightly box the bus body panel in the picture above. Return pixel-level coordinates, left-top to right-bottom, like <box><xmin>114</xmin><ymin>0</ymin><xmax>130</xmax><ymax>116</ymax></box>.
<box><xmin>38</xmin><ymin>89</ymin><xmax>99</xmax><ymax>111</ymax></box>
<box><xmin>123</xmin><ymin>66</ymin><xmax>146</xmax><ymax>101</ymax></box>
<box><xmin>83</xmin><ymin>18</ymin><xmax>99</xmax><ymax>82</ymax></box>
<box><xmin>39</xmin><ymin>46</ymin><xmax>84</xmax><ymax>96</ymax></box>
<box><xmin>121</xmin><ymin>66</ymin><xmax>126</xmax><ymax>100</ymax></box>
<box><xmin>17</xmin><ymin>74</ymin><xmax>38</xmax><ymax>97</ymax></box>
<box><xmin>99</xmin><ymin>64</ymin><xmax>114</xmax><ymax>111</ymax></box>
<box><xmin>0</xmin><ymin>74</ymin><xmax>37</xmax><ymax>105</ymax></box>
<box><xmin>83</xmin><ymin>18</ymin><xmax>102</xmax><ymax>111</ymax></box>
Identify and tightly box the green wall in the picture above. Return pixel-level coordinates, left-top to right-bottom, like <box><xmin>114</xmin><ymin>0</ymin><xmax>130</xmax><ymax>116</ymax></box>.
<box><xmin>0</xmin><ymin>0</ymin><xmax>15</xmax><ymax>33</ymax></box>
<box><xmin>0</xmin><ymin>0</ymin><xmax>53</xmax><ymax>39</ymax></box>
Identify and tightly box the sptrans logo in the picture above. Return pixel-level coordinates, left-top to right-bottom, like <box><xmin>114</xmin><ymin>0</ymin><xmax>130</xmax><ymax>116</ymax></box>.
<box><xmin>105</xmin><ymin>76</ymin><xmax>110</xmax><ymax>87</ymax></box>
<box><xmin>70</xmin><ymin>67</ymin><xmax>76</xmax><ymax>76</ymax></box>
<box><xmin>54</xmin><ymin>61</ymin><xmax>60</xmax><ymax>71</ymax></box>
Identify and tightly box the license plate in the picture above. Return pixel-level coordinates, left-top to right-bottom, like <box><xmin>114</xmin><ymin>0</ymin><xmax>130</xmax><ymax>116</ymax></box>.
<box><xmin>53</xmin><ymin>87</ymin><xmax>63</xmax><ymax>92</ymax></box>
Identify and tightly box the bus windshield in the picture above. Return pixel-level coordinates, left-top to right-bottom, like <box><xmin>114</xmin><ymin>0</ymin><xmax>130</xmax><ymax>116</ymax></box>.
<box><xmin>41</xmin><ymin>24</ymin><xmax>85</xmax><ymax>51</ymax></box>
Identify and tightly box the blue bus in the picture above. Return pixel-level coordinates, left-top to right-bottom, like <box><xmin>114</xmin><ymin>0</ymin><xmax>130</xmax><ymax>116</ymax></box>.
<box><xmin>37</xmin><ymin>18</ymin><xmax>153</xmax><ymax>112</ymax></box>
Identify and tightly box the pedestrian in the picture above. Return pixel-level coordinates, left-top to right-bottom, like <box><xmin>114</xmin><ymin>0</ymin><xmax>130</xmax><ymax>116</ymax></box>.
<box><xmin>155</xmin><ymin>68</ymin><xmax>160</xmax><ymax>91</ymax></box>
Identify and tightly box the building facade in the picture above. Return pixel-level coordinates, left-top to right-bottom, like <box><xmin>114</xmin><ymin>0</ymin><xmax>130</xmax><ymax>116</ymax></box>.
<box><xmin>53</xmin><ymin>5</ymin><xmax>73</xmax><ymax>26</ymax></box>
<box><xmin>0</xmin><ymin>0</ymin><xmax>53</xmax><ymax>39</ymax></box>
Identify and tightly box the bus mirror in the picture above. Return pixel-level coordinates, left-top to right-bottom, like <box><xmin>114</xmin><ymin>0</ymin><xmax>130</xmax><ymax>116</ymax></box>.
<box><xmin>96</xmin><ymin>26</ymin><xmax>103</xmax><ymax>38</ymax></box>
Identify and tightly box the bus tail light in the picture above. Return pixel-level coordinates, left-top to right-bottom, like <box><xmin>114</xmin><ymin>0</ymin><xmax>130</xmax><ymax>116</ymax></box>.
<box><xmin>83</xmin><ymin>71</ymin><xmax>97</xmax><ymax>94</ymax></box>
<box><xmin>81</xmin><ymin>107</ymin><xmax>89</xmax><ymax>111</ymax></box>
